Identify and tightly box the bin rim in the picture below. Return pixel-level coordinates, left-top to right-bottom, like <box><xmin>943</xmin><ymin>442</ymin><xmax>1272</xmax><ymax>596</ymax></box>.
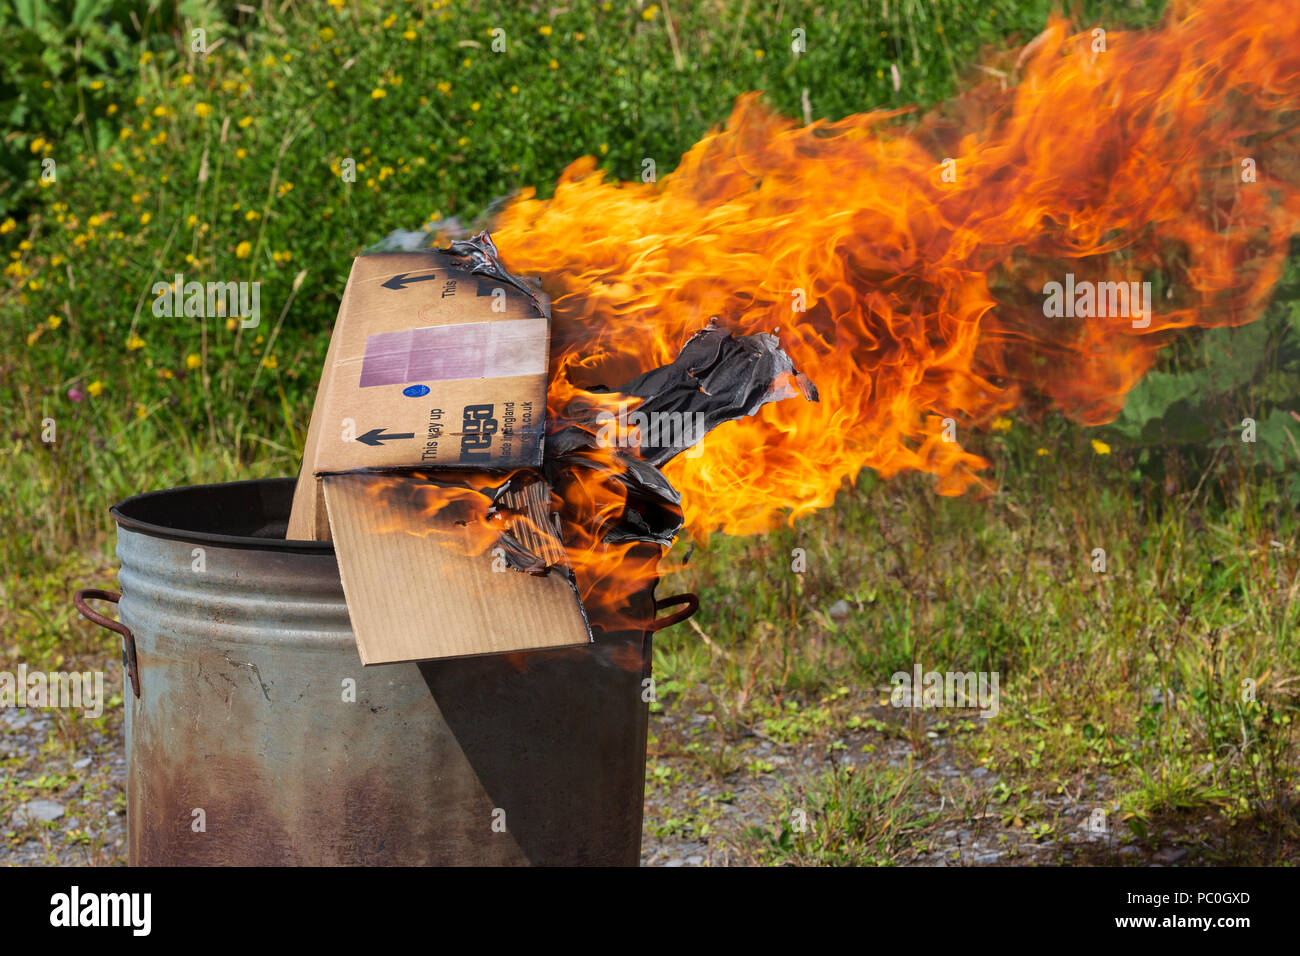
<box><xmin>110</xmin><ymin>477</ymin><xmax>335</xmax><ymax>555</ymax></box>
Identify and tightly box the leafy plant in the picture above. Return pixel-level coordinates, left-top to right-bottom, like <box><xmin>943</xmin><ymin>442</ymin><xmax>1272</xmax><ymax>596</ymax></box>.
<box><xmin>1105</xmin><ymin>250</ymin><xmax>1300</xmax><ymax>500</ymax></box>
<box><xmin>0</xmin><ymin>0</ymin><xmax>228</xmax><ymax>218</ymax></box>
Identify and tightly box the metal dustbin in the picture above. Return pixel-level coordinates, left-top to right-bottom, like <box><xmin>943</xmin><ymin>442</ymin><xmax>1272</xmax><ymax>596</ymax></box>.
<box><xmin>74</xmin><ymin>478</ymin><xmax>696</xmax><ymax>866</ymax></box>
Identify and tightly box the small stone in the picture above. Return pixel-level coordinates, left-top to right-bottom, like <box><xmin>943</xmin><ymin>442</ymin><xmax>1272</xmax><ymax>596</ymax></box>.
<box><xmin>663</xmin><ymin>858</ymin><xmax>686</xmax><ymax>868</ymax></box>
<box><xmin>970</xmin><ymin>767</ymin><xmax>991</xmax><ymax>779</ymax></box>
<box><xmin>12</xmin><ymin>800</ymin><xmax>65</xmax><ymax>827</ymax></box>
<box><xmin>1153</xmin><ymin>847</ymin><xmax>1187</xmax><ymax>864</ymax></box>
<box><xmin>73</xmin><ymin>757</ymin><xmax>92</xmax><ymax>770</ymax></box>
<box><xmin>828</xmin><ymin>600</ymin><xmax>851</xmax><ymax>620</ymax></box>
<box><xmin>686</xmin><ymin>855</ymin><xmax>704</xmax><ymax>866</ymax></box>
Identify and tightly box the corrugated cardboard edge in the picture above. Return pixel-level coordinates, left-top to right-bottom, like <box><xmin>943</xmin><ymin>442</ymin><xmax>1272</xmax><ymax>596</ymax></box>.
<box><xmin>287</xmin><ymin>257</ymin><xmax>364</xmax><ymax>542</ymax></box>
<box><xmin>322</xmin><ymin>473</ymin><xmax>592</xmax><ymax>665</ymax></box>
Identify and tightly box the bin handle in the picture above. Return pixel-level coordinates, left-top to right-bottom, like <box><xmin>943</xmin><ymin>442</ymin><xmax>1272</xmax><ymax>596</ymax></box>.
<box><xmin>648</xmin><ymin>592</ymin><xmax>699</xmax><ymax>632</ymax></box>
<box><xmin>73</xmin><ymin>589</ymin><xmax>140</xmax><ymax>699</ymax></box>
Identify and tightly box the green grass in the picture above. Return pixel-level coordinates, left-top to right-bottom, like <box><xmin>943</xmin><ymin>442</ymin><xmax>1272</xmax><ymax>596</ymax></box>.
<box><xmin>656</xmin><ymin>423</ymin><xmax>1300</xmax><ymax>862</ymax></box>
<box><xmin>7</xmin><ymin>0</ymin><xmax>1300</xmax><ymax>865</ymax></box>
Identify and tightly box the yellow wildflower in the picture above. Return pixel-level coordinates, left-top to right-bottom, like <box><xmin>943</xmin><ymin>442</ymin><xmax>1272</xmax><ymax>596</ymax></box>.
<box><xmin>235</xmin><ymin>241</ymin><xmax>252</xmax><ymax>259</ymax></box>
<box><xmin>126</xmin><ymin>334</ymin><xmax>146</xmax><ymax>350</ymax></box>
<box><xmin>87</xmin><ymin>380</ymin><xmax>104</xmax><ymax>397</ymax></box>
<box><xmin>1091</xmin><ymin>439</ymin><xmax>1111</xmax><ymax>456</ymax></box>
<box><xmin>186</xmin><ymin>353</ymin><xmax>202</xmax><ymax>369</ymax></box>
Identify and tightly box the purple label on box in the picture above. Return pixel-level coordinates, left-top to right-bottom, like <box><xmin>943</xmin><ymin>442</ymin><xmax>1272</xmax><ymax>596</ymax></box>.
<box><xmin>359</xmin><ymin>319</ymin><xmax>548</xmax><ymax>388</ymax></box>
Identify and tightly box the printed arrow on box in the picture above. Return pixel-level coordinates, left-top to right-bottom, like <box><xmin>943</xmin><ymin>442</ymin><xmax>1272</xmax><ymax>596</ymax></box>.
<box><xmin>381</xmin><ymin>272</ymin><xmax>439</xmax><ymax>291</ymax></box>
<box><xmin>356</xmin><ymin>427</ymin><xmax>416</xmax><ymax>446</ymax></box>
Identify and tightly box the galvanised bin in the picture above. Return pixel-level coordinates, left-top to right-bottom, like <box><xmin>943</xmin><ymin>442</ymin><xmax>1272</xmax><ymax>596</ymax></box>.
<box><xmin>74</xmin><ymin>478</ymin><xmax>695</xmax><ymax>866</ymax></box>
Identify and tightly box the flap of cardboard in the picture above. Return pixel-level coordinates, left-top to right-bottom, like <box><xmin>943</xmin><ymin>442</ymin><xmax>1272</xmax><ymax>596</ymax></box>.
<box><xmin>313</xmin><ymin>251</ymin><xmax>549</xmax><ymax>476</ymax></box>
<box><xmin>322</xmin><ymin>473</ymin><xmax>592</xmax><ymax>665</ymax></box>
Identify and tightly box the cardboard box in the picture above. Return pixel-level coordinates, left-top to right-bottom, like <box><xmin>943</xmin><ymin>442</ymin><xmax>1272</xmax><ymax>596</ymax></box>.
<box><xmin>288</xmin><ymin>250</ymin><xmax>592</xmax><ymax>665</ymax></box>
<box><xmin>316</xmin><ymin>251</ymin><xmax>549</xmax><ymax>476</ymax></box>
<box><xmin>289</xmin><ymin>251</ymin><xmax>551</xmax><ymax>540</ymax></box>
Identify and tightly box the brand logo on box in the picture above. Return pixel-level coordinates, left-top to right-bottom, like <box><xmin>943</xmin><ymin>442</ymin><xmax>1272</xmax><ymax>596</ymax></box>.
<box><xmin>460</xmin><ymin>404</ymin><xmax>498</xmax><ymax>461</ymax></box>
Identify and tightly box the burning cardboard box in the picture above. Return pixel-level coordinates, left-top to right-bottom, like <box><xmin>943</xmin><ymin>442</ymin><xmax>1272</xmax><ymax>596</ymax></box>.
<box><xmin>288</xmin><ymin>240</ymin><xmax>591</xmax><ymax>665</ymax></box>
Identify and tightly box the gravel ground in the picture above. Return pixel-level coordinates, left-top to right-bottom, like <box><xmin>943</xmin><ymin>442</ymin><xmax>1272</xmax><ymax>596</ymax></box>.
<box><xmin>1</xmin><ymin>704</ymin><xmax>128</xmax><ymax>866</ymax></box>
<box><xmin>0</xmin><ymin>682</ymin><xmax>1227</xmax><ymax>867</ymax></box>
<box><xmin>639</xmin><ymin>696</ymin><xmax>1225</xmax><ymax>867</ymax></box>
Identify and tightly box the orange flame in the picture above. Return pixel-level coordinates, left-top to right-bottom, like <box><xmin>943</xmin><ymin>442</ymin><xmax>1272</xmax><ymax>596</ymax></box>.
<box><xmin>491</xmin><ymin>0</ymin><xmax>1300</xmax><ymax>540</ymax></box>
<box><xmin>382</xmin><ymin>0</ymin><xmax>1300</xmax><ymax>630</ymax></box>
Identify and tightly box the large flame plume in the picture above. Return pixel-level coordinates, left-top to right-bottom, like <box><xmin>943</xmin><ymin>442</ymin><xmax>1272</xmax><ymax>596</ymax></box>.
<box><xmin>374</xmin><ymin>0</ymin><xmax>1300</xmax><ymax>631</ymax></box>
<box><xmin>492</xmin><ymin>0</ymin><xmax>1300</xmax><ymax>540</ymax></box>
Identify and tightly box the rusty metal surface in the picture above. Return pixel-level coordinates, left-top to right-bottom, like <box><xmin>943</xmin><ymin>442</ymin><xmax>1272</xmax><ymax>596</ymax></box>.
<box><xmin>109</xmin><ymin>478</ymin><xmax>652</xmax><ymax>866</ymax></box>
